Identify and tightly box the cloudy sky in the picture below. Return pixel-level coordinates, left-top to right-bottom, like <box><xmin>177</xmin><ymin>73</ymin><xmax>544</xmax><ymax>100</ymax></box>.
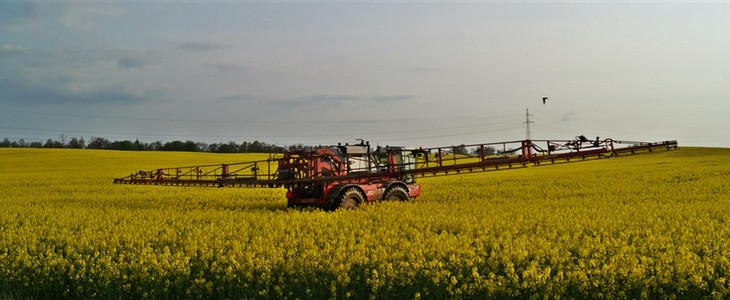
<box><xmin>1</xmin><ymin>2</ymin><xmax>728</xmax><ymax>148</ymax></box>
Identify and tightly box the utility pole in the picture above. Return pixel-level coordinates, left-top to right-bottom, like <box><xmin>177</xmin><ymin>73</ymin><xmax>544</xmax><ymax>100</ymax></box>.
<box><xmin>523</xmin><ymin>108</ymin><xmax>534</xmax><ymax>140</ymax></box>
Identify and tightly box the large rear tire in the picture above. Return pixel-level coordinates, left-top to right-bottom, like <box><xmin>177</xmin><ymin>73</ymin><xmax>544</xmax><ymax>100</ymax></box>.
<box><xmin>383</xmin><ymin>186</ymin><xmax>409</xmax><ymax>201</ymax></box>
<box><xmin>338</xmin><ymin>188</ymin><xmax>364</xmax><ymax>209</ymax></box>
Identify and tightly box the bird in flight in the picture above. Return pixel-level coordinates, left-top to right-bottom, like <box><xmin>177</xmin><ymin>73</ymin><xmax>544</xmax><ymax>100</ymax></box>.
<box><xmin>542</xmin><ymin>97</ymin><xmax>548</xmax><ymax>105</ymax></box>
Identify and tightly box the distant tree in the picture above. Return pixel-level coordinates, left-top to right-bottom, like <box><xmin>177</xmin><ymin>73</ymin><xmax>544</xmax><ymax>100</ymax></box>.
<box><xmin>269</xmin><ymin>143</ymin><xmax>286</xmax><ymax>153</ymax></box>
<box><xmin>44</xmin><ymin>139</ymin><xmax>63</xmax><ymax>148</ymax></box>
<box><xmin>183</xmin><ymin>140</ymin><xmax>198</xmax><ymax>152</ymax></box>
<box><xmin>1</xmin><ymin>136</ymin><xmax>311</xmax><ymax>153</ymax></box>
<box><xmin>161</xmin><ymin>140</ymin><xmax>183</xmax><ymax>151</ymax></box>
<box><xmin>87</xmin><ymin>137</ymin><xmax>110</xmax><ymax>149</ymax></box>
<box><xmin>452</xmin><ymin>144</ymin><xmax>469</xmax><ymax>155</ymax></box>
<box><xmin>250</xmin><ymin>140</ymin><xmax>263</xmax><ymax>152</ymax></box>
<box><xmin>239</xmin><ymin>140</ymin><xmax>285</xmax><ymax>153</ymax></box>
<box><xmin>161</xmin><ymin>140</ymin><xmax>198</xmax><ymax>152</ymax></box>
<box><xmin>148</xmin><ymin>141</ymin><xmax>162</xmax><ymax>151</ymax></box>
<box><xmin>471</xmin><ymin>146</ymin><xmax>496</xmax><ymax>156</ymax></box>
<box><xmin>68</xmin><ymin>137</ymin><xmax>84</xmax><ymax>149</ymax></box>
<box><xmin>217</xmin><ymin>141</ymin><xmax>238</xmax><ymax>153</ymax></box>
<box><xmin>288</xmin><ymin>144</ymin><xmax>323</xmax><ymax>151</ymax></box>
<box><xmin>109</xmin><ymin>140</ymin><xmax>134</xmax><ymax>151</ymax></box>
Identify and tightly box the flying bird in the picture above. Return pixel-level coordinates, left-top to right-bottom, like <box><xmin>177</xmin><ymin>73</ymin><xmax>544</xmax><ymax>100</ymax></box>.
<box><xmin>542</xmin><ymin>97</ymin><xmax>548</xmax><ymax>105</ymax></box>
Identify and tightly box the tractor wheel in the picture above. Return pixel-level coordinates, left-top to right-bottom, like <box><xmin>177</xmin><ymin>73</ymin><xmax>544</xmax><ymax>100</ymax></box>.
<box><xmin>338</xmin><ymin>188</ymin><xmax>364</xmax><ymax>210</ymax></box>
<box><xmin>383</xmin><ymin>186</ymin><xmax>409</xmax><ymax>201</ymax></box>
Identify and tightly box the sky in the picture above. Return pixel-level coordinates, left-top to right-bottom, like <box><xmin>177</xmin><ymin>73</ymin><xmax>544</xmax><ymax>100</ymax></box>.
<box><xmin>1</xmin><ymin>1</ymin><xmax>729</xmax><ymax>148</ymax></box>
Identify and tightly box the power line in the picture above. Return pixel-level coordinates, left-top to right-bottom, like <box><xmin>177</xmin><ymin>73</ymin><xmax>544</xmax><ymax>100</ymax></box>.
<box><xmin>378</xmin><ymin>126</ymin><xmax>523</xmax><ymax>143</ymax></box>
<box><xmin>0</xmin><ymin>108</ymin><xmax>528</xmax><ymax>144</ymax></box>
<box><xmin>0</xmin><ymin>119</ymin><xmax>522</xmax><ymax>141</ymax></box>
<box><xmin>0</xmin><ymin>109</ymin><xmax>521</xmax><ymax>125</ymax></box>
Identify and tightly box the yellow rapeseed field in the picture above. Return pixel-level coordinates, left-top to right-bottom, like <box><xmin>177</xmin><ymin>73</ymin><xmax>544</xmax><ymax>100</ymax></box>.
<box><xmin>1</xmin><ymin>147</ymin><xmax>729</xmax><ymax>298</ymax></box>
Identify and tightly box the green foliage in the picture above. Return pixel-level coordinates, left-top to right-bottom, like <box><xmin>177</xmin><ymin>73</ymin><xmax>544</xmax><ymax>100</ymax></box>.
<box><xmin>0</xmin><ymin>147</ymin><xmax>729</xmax><ymax>298</ymax></box>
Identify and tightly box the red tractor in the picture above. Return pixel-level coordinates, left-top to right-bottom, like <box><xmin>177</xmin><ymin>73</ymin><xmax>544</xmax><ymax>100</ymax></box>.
<box><xmin>277</xmin><ymin>141</ymin><xmax>420</xmax><ymax>209</ymax></box>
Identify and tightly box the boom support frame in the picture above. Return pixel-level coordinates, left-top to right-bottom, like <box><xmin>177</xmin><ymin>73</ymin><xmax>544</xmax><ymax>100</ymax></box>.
<box><xmin>113</xmin><ymin>138</ymin><xmax>679</xmax><ymax>187</ymax></box>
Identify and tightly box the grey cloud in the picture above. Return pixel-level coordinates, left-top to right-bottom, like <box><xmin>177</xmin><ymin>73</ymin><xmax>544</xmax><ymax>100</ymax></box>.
<box><xmin>117</xmin><ymin>55</ymin><xmax>157</xmax><ymax>69</ymax></box>
<box><xmin>1</xmin><ymin>44</ymin><xmax>28</xmax><ymax>56</ymax></box>
<box><xmin>301</xmin><ymin>94</ymin><xmax>415</xmax><ymax>105</ymax></box>
<box><xmin>220</xmin><ymin>94</ymin><xmax>255</xmax><ymax>102</ymax></box>
<box><xmin>217</xmin><ymin>94</ymin><xmax>358</xmax><ymax>107</ymax></box>
<box><xmin>302</xmin><ymin>94</ymin><xmax>360</xmax><ymax>106</ymax></box>
<box><xmin>212</xmin><ymin>63</ymin><xmax>246</xmax><ymax>75</ymax></box>
<box><xmin>226</xmin><ymin>94</ymin><xmax>416</xmax><ymax>107</ymax></box>
<box><xmin>411</xmin><ymin>67</ymin><xmax>440</xmax><ymax>73</ymax></box>
<box><xmin>217</xmin><ymin>94</ymin><xmax>362</xmax><ymax>107</ymax></box>
<box><xmin>62</xmin><ymin>5</ymin><xmax>124</xmax><ymax>32</ymax></box>
<box><xmin>83</xmin><ymin>85</ymin><xmax>156</xmax><ymax>104</ymax></box>
<box><xmin>200</xmin><ymin>63</ymin><xmax>246</xmax><ymax>77</ymax></box>
<box><xmin>561</xmin><ymin>111</ymin><xmax>577</xmax><ymax>122</ymax></box>
<box><xmin>0</xmin><ymin>77</ymin><xmax>153</xmax><ymax>106</ymax></box>
<box><xmin>0</xmin><ymin>47</ymin><xmax>159</xmax><ymax>106</ymax></box>
<box><xmin>176</xmin><ymin>42</ymin><xmax>228</xmax><ymax>52</ymax></box>
<box><xmin>372</xmin><ymin>95</ymin><xmax>416</xmax><ymax>102</ymax></box>
<box><xmin>0</xmin><ymin>2</ymin><xmax>34</xmax><ymax>29</ymax></box>
<box><xmin>1</xmin><ymin>46</ymin><xmax>150</xmax><ymax>69</ymax></box>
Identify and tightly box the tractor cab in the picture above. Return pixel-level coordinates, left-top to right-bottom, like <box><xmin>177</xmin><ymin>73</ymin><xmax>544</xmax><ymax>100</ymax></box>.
<box><xmin>374</xmin><ymin>146</ymin><xmax>417</xmax><ymax>184</ymax></box>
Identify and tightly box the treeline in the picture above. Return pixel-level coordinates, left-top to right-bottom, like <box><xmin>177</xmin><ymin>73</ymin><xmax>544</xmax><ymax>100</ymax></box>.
<box><xmin>0</xmin><ymin>136</ymin><xmax>321</xmax><ymax>153</ymax></box>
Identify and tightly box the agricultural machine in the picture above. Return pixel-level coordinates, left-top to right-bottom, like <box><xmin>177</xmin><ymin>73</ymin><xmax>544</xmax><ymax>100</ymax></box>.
<box><xmin>114</xmin><ymin>137</ymin><xmax>678</xmax><ymax>210</ymax></box>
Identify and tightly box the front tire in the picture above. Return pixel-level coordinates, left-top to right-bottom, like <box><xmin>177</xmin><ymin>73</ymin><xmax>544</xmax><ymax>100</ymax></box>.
<box><xmin>338</xmin><ymin>188</ymin><xmax>364</xmax><ymax>209</ymax></box>
<box><xmin>383</xmin><ymin>186</ymin><xmax>409</xmax><ymax>201</ymax></box>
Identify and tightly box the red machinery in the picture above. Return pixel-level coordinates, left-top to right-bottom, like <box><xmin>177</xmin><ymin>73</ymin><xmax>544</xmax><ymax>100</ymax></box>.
<box><xmin>113</xmin><ymin>137</ymin><xmax>678</xmax><ymax>210</ymax></box>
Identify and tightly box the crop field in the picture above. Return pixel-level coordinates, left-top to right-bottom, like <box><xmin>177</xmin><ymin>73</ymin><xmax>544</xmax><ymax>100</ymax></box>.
<box><xmin>1</xmin><ymin>147</ymin><xmax>729</xmax><ymax>298</ymax></box>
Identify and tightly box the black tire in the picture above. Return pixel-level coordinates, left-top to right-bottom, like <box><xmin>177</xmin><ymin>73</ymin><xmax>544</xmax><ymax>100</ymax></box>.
<box><xmin>383</xmin><ymin>186</ymin><xmax>409</xmax><ymax>201</ymax></box>
<box><xmin>338</xmin><ymin>188</ymin><xmax>364</xmax><ymax>209</ymax></box>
